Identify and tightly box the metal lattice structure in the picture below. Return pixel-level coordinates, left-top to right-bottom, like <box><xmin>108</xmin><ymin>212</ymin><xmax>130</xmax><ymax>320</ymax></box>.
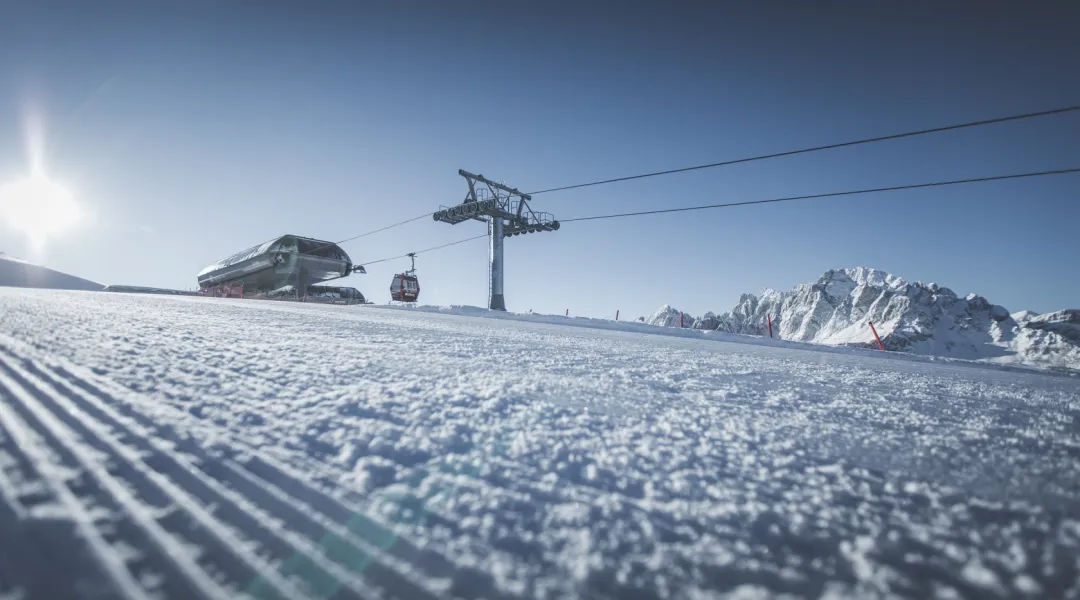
<box><xmin>433</xmin><ymin>170</ymin><xmax>559</xmax><ymax>311</ymax></box>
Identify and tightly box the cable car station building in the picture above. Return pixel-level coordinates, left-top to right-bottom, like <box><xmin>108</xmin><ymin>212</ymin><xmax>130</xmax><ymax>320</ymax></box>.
<box><xmin>197</xmin><ymin>234</ymin><xmax>366</xmax><ymax>302</ymax></box>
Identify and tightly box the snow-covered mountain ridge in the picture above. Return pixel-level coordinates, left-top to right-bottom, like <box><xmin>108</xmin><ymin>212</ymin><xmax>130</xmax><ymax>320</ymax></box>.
<box><xmin>0</xmin><ymin>252</ymin><xmax>103</xmax><ymax>291</ymax></box>
<box><xmin>648</xmin><ymin>267</ymin><xmax>1080</xmax><ymax>371</ymax></box>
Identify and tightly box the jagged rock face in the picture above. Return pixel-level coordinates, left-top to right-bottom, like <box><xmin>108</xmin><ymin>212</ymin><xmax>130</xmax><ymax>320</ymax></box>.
<box><xmin>693</xmin><ymin>311</ymin><xmax>720</xmax><ymax>330</ymax></box>
<box><xmin>651</xmin><ymin>267</ymin><xmax>1080</xmax><ymax>371</ymax></box>
<box><xmin>1024</xmin><ymin>310</ymin><xmax>1080</xmax><ymax>344</ymax></box>
<box><xmin>645</xmin><ymin>305</ymin><xmax>692</xmax><ymax>328</ymax></box>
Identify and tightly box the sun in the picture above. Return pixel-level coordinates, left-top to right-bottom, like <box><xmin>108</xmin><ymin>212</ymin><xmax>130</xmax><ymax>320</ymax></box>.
<box><xmin>0</xmin><ymin>174</ymin><xmax>81</xmax><ymax>249</ymax></box>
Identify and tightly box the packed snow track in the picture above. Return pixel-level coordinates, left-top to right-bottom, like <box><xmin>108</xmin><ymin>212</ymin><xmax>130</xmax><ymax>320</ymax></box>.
<box><xmin>0</xmin><ymin>289</ymin><xmax>1077</xmax><ymax>600</ymax></box>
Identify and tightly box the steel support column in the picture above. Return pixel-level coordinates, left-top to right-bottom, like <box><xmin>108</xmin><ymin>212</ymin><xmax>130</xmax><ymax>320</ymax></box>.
<box><xmin>489</xmin><ymin>217</ymin><xmax>505</xmax><ymax>310</ymax></box>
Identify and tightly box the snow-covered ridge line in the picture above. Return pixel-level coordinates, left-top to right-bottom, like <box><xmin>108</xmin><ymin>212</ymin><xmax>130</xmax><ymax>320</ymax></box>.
<box><xmin>647</xmin><ymin>267</ymin><xmax>1080</xmax><ymax>372</ymax></box>
<box><xmin>364</xmin><ymin>303</ymin><xmax>1075</xmax><ymax>377</ymax></box>
<box><xmin>0</xmin><ymin>253</ymin><xmax>104</xmax><ymax>291</ymax></box>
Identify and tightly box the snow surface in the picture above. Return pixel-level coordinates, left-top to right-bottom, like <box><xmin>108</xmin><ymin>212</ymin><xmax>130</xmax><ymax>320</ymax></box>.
<box><xmin>0</xmin><ymin>252</ymin><xmax>103</xmax><ymax>291</ymax></box>
<box><xmin>0</xmin><ymin>288</ymin><xmax>1078</xmax><ymax>600</ymax></box>
<box><xmin>648</xmin><ymin>267</ymin><xmax>1080</xmax><ymax>373</ymax></box>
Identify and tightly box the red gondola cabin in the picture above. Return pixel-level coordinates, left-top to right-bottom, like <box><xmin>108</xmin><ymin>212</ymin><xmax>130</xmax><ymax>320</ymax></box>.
<box><xmin>390</xmin><ymin>273</ymin><xmax>419</xmax><ymax>302</ymax></box>
<box><xmin>389</xmin><ymin>253</ymin><xmax>420</xmax><ymax>302</ymax></box>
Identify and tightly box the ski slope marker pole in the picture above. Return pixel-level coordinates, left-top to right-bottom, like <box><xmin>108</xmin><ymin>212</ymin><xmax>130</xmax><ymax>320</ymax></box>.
<box><xmin>767</xmin><ymin>314</ymin><xmax>773</xmax><ymax>338</ymax></box>
<box><xmin>680</xmin><ymin>312</ymin><xmax>685</xmax><ymax>328</ymax></box>
<box><xmin>565</xmin><ymin>309</ymin><xmax>568</xmax><ymax>317</ymax></box>
<box><xmin>616</xmin><ymin>310</ymin><xmax>619</xmax><ymax>321</ymax></box>
<box><xmin>869</xmin><ymin>321</ymin><xmax>885</xmax><ymax>350</ymax></box>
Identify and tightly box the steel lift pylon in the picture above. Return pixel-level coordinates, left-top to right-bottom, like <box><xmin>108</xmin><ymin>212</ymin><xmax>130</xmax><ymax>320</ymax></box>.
<box><xmin>432</xmin><ymin>170</ymin><xmax>559</xmax><ymax>311</ymax></box>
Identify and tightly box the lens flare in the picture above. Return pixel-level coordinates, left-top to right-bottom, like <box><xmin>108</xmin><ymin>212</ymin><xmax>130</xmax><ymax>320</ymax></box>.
<box><xmin>26</xmin><ymin>108</ymin><xmax>45</xmax><ymax>178</ymax></box>
<box><xmin>0</xmin><ymin>175</ymin><xmax>81</xmax><ymax>250</ymax></box>
<box><xmin>0</xmin><ymin>105</ymin><xmax>84</xmax><ymax>250</ymax></box>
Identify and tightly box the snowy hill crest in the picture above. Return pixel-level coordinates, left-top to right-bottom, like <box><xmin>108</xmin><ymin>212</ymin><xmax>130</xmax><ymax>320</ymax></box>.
<box><xmin>649</xmin><ymin>267</ymin><xmax>1080</xmax><ymax>371</ymax></box>
<box><xmin>0</xmin><ymin>252</ymin><xmax>103</xmax><ymax>292</ymax></box>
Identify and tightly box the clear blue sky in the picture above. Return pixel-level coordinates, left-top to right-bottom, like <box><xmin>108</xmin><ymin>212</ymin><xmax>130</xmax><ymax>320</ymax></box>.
<box><xmin>2</xmin><ymin>1</ymin><xmax>1078</xmax><ymax>319</ymax></box>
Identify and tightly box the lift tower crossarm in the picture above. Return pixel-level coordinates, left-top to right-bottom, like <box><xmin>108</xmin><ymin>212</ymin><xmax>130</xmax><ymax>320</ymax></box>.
<box><xmin>457</xmin><ymin>169</ymin><xmax>531</xmax><ymax>201</ymax></box>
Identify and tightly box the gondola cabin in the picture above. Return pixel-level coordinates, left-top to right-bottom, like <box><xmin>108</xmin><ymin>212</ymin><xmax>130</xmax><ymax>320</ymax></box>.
<box><xmin>390</xmin><ymin>273</ymin><xmax>419</xmax><ymax>302</ymax></box>
<box><xmin>389</xmin><ymin>252</ymin><xmax>420</xmax><ymax>303</ymax></box>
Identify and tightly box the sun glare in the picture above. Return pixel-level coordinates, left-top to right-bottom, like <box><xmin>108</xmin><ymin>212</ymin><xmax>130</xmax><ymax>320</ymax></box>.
<box><xmin>0</xmin><ymin>174</ymin><xmax>82</xmax><ymax>249</ymax></box>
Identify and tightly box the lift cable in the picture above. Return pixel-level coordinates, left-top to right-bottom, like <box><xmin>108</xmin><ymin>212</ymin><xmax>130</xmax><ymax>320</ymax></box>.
<box><xmin>333</xmin><ymin>213</ymin><xmax>432</xmax><ymax>246</ymax></box>
<box><xmin>559</xmin><ymin>167</ymin><xmax>1080</xmax><ymax>223</ymax></box>
<box><xmin>356</xmin><ymin>234</ymin><xmax>488</xmax><ymax>267</ymax></box>
<box><xmin>318</xmin><ymin>103</ymin><xmax>1080</xmax><ymax>253</ymax></box>
<box><xmin>527</xmin><ymin>104</ymin><xmax>1080</xmax><ymax>195</ymax></box>
<box><xmin>298</xmin><ymin>212</ymin><xmax>433</xmax><ymax>264</ymax></box>
<box><xmin>355</xmin><ymin>166</ymin><xmax>1080</xmax><ymax>268</ymax></box>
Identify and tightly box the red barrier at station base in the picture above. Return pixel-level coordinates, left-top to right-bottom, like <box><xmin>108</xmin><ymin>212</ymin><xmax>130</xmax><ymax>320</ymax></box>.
<box><xmin>199</xmin><ymin>283</ymin><xmax>244</xmax><ymax>299</ymax></box>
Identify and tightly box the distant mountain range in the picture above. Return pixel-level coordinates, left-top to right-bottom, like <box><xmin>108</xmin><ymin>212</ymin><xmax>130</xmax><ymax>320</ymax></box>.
<box><xmin>0</xmin><ymin>252</ymin><xmax>103</xmax><ymax>292</ymax></box>
<box><xmin>4</xmin><ymin>253</ymin><xmax>1076</xmax><ymax>371</ymax></box>
<box><xmin>647</xmin><ymin>267</ymin><xmax>1080</xmax><ymax>372</ymax></box>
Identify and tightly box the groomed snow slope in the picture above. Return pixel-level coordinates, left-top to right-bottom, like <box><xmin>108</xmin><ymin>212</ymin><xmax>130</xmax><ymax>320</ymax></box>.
<box><xmin>0</xmin><ymin>289</ymin><xmax>1078</xmax><ymax>600</ymax></box>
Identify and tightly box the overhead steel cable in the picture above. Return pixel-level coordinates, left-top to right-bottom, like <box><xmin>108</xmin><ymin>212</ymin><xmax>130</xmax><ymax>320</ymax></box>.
<box><xmin>298</xmin><ymin>212</ymin><xmax>434</xmax><ymax>260</ymax></box>
<box><xmin>351</xmin><ymin>167</ymin><xmax>1079</xmax><ymax>268</ymax></box>
<box><xmin>527</xmin><ymin>104</ymin><xmax>1080</xmax><ymax>195</ymax></box>
<box><xmin>356</xmin><ymin>234</ymin><xmax>488</xmax><ymax>267</ymax></box>
<box><xmin>296</xmin><ymin>103</ymin><xmax>1080</xmax><ymax>274</ymax></box>
<box><xmin>559</xmin><ymin>167</ymin><xmax>1080</xmax><ymax>223</ymax></box>
<box><xmin>310</xmin><ymin>104</ymin><xmax>1079</xmax><ymax>251</ymax></box>
<box><xmin>333</xmin><ymin>212</ymin><xmax>432</xmax><ymax>246</ymax></box>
